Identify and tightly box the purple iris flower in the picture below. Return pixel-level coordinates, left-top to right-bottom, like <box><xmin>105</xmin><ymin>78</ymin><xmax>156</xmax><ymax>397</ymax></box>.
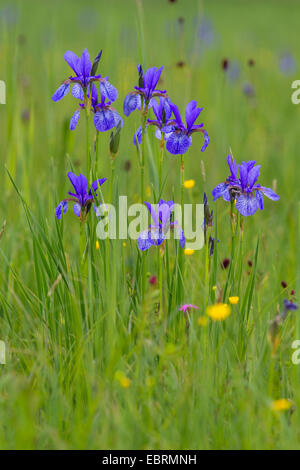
<box><xmin>70</xmin><ymin>83</ymin><xmax>123</xmax><ymax>132</ymax></box>
<box><xmin>212</xmin><ymin>155</ymin><xmax>280</xmax><ymax>217</ymax></box>
<box><xmin>133</xmin><ymin>97</ymin><xmax>173</xmax><ymax>145</ymax></box>
<box><xmin>55</xmin><ymin>172</ymin><xmax>107</xmax><ymax>221</ymax></box>
<box><xmin>123</xmin><ymin>65</ymin><xmax>166</xmax><ymax>117</ymax></box>
<box><xmin>165</xmin><ymin>101</ymin><xmax>209</xmax><ymax>155</ymax></box>
<box><xmin>137</xmin><ymin>200</ymin><xmax>185</xmax><ymax>251</ymax></box>
<box><xmin>52</xmin><ymin>49</ymin><xmax>118</xmax><ymax>104</ymax></box>
<box><xmin>283</xmin><ymin>299</ymin><xmax>298</xmax><ymax>312</ymax></box>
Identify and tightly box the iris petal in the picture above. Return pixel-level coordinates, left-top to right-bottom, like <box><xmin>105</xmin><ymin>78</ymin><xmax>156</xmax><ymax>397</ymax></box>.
<box><xmin>55</xmin><ymin>200</ymin><xmax>68</xmax><ymax>220</ymax></box>
<box><xmin>94</xmin><ymin>108</ymin><xmax>116</xmax><ymax>132</ymax></box>
<box><xmin>70</xmin><ymin>109</ymin><xmax>81</xmax><ymax>130</ymax></box>
<box><xmin>52</xmin><ymin>83</ymin><xmax>70</xmax><ymax>102</ymax></box>
<box><xmin>236</xmin><ymin>193</ymin><xmax>259</xmax><ymax>216</ymax></box>
<box><xmin>100</xmin><ymin>80</ymin><xmax>118</xmax><ymax>102</ymax></box>
<box><xmin>166</xmin><ymin>131</ymin><xmax>190</xmax><ymax>155</ymax></box>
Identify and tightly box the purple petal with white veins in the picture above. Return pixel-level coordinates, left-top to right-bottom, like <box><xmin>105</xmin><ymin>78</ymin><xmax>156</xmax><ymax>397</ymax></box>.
<box><xmin>72</xmin><ymin>83</ymin><xmax>84</xmax><ymax>100</ymax></box>
<box><xmin>212</xmin><ymin>183</ymin><xmax>229</xmax><ymax>201</ymax></box>
<box><xmin>236</xmin><ymin>193</ymin><xmax>259</xmax><ymax>216</ymax></box>
<box><xmin>260</xmin><ymin>186</ymin><xmax>280</xmax><ymax>201</ymax></box>
<box><xmin>166</xmin><ymin>131</ymin><xmax>190</xmax><ymax>155</ymax></box>
<box><xmin>138</xmin><ymin>229</ymin><xmax>155</xmax><ymax>251</ymax></box>
<box><xmin>123</xmin><ymin>93</ymin><xmax>140</xmax><ymax>116</ymax></box>
<box><xmin>201</xmin><ymin>130</ymin><xmax>209</xmax><ymax>152</ymax></box>
<box><xmin>73</xmin><ymin>203</ymin><xmax>81</xmax><ymax>217</ymax></box>
<box><xmin>94</xmin><ymin>108</ymin><xmax>116</xmax><ymax>132</ymax></box>
<box><xmin>52</xmin><ymin>83</ymin><xmax>70</xmax><ymax>102</ymax></box>
<box><xmin>70</xmin><ymin>109</ymin><xmax>81</xmax><ymax>130</ymax></box>
<box><xmin>256</xmin><ymin>190</ymin><xmax>264</xmax><ymax>210</ymax></box>
<box><xmin>100</xmin><ymin>80</ymin><xmax>118</xmax><ymax>102</ymax></box>
<box><xmin>55</xmin><ymin>200</ymin><xmax>68</xmax><ymax>220</ymax></box>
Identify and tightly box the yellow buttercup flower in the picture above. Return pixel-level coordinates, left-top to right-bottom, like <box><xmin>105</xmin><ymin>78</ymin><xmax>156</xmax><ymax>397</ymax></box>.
<box><xmin>146</xmin><ymin>186</ymin><xmax>151</xmax><ymax>197</ymax></box>
<box><xmin>184</xmin><ymin>179</ymin><xmax>195</xmax><ymax>189</ymax></box>
<box><xmin>96</xmin><ymin>240</ymin><xmax>100</xmax><ymax>250</ymax></box>
<box><xmin>123</xmin><ymin>242</ymin><xmax>127</xmax><ymax>247</ymax></box>
<box><xmin>206</xmin><ymin>303</ymin><xmax>231</xmax><ymax>321</ymax></box>
<box><xmin>184</xmin><ymin>249</ymin><xmax>195</xmax><ymax>256</ymax></box>
<box><xmin>229</xmin><ymin>296</ymin><xmax>239</xmax><ymax>305</ymax></box>
<box><xmin>120</xmin><ymin>376</ymin><xmax>131</xmax><ymax>389</ymax></box>
<box><xmin>212</xmin><ymin>285</ymin><xmax>217</xmax><ymax>291</ymax></box>
<box><xmin>272</xmin><ymin>399</ymin><xmax>293</xmax><ymax>411</ymax></box>
<box><xmin>198</xmin><ymin>316</ymin><xmax>209</xmax><ymax>327</ymax></box>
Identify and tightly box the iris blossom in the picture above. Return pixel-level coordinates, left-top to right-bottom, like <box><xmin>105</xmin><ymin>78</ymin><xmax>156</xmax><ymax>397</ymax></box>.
<box><xmin>123</xmin><ymin>65</ymin><xmax>166</xmax><ymax>117</ymax></box>
<box><xmin>212</xmin><ymin>155</ymin><xmax>280</xmax><ymax>216</ymax></box>
<box><xmin>55</xmin><ymin>172</ymin><xmax>107</xmax><ymax>221</ymax></box>
<box><xmin>137</xmin><ymin>200</ymin><xmax>185</xmax><ymax>251</ymax></box>
<box><xmin>133</xmin><ymin>97</ymin><xmax>173</xmax><ymax>145</ymax></box>
<box><xmin>52</xmin><ymin>49</ymin><xmax>118</xmax><ymax>104</ymax></box>
<box><xmin>165</xmin><ymin>100</ymin><xmax>209</xmax><ymax>155</ymax></box>
<box><xmin>70</xmin><ymin>83</ymin><xmax>123</xmax><ymax>132</ymax></box>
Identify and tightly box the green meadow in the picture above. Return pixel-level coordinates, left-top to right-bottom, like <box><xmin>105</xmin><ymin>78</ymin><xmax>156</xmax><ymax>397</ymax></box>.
<box><xmin>0</xmin><ymin>0</ymin><xmax>299</xmax><ymax>449</ymax></box>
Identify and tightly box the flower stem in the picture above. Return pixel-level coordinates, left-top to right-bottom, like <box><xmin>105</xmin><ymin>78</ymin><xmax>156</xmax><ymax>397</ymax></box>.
<box><xmin>140</xmin><ymin>103</ymin><xmax>149</xmax><ymax>308</ymax></box>
<box><xmin>178</xmin><ymin>154</ymin><xmax>185</xmax><ymax>303</ymax></box>
<box><xmin>86</xmin><ymin>112</ymin><xmax>90</xmax><ymax>178</ymax></box>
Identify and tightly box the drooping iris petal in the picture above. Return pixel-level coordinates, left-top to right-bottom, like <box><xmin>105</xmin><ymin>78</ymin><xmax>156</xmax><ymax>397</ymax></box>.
<box><xmin>55</xmin><ymin>200</ymin><xmax>68</xmax><ymax>220</ymax></box>
<box><xmin>73</xmin><ymin>203</ymin><xmax>81</xmax><ymax>217</ymax></box>
<box><xmin>94</xmin><ymin>108</ymin><xmax>116</xmax><ymax>132</ymax></box>
<box><xmin>64</xmin><ymin>50</ymin><xmax>81</xmax><ymax>75</ymax></box>
<box><xmin>236</xmin><ymin>193</ymin><xmax>259</xmax><ymax>216</ymax></box>
<box><xmin>52</xmin><ymin>83</ymin><xmax>70</xmax><ymax>102</ymax></box>
<box><xmin>72</xmin><ymin>83</ymin><xmax>84</xmax><ymax>100</ymax></box>
<box><xmin>123</xmin><ymin>93</ymin><xmax>141</xmax><ymax>116</ymax></box>
<box><xmin>70</xmin><ymin>109</ymin><xmax>81</xmax><ymax>130</ymax></box>
<box><xmin>100</xmin><ymin>80</ymin><xmax>118</xmax><ymax>102</ymax></box>
<box><xmin>137</xmin><ymin>229</ymin><xmax>155</xmax><ymax>251</ymax></box>
<box><xmin>133</xmin><ymin>125</ymin><xmax>147</xmax><ymax>145</ymax></box>
<box><xmin>212</xmin><ymin>183</ymin><xmax>230</xmax><ymax>201</ymax></box>
<box><xmin>174</xmin><ymin>224</ymin><xmax>185</xmax><ymax>248</ymax></box>
<box><xmin>260</xmin><ymin>186</ymin><xmax>280</xmax><ymax>201</ymax></box>
<box><xmin>111</xmin><ymin>110</ymin><xmax>123</xmax><ymax>127</ymax></box>
<box><xmin>166</xmin><ymin>131</ymin><xmax>191</xmax><ymax>155</ymax></box>
<box><xmin>256</xmin><ymin>190</ymin><xmax>264</xmax><ymax>210</ymax></box>
<box><xmin>201</xmin><ymin>130</ymin><xmax>209</xmax><ymax>152</ymax></box>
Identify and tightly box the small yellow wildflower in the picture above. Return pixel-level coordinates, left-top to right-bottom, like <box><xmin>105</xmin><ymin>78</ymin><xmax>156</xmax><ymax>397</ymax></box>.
<box><xmin>212</xmin><ymin>285</ymin><xmax>217</xmax><ymax>291</ymax></box>
<box><xmin>123</xmin><ymin>242</ymin><xmax>127</xmax><ymax>247</ymax></box>
<box><xmin>272</xmin><ymin>399</ymin><xmax>293</xmax><ymax>411</ymax></box>
<box><xmin>184</xmin><ymin>179</ymin><xmax>195</xmax><ymax>189</ymax></box>
<box><xmin>96</xmin><ymin>240</ymin><xmax>100</xmax><ymax>250</ymax></box>
<box><xmin>198</xmin><ymin>316</ymin><xmax>209</xmax><ymax>327</ymax></box>
<box><xmin>146</xmin><ymin>186</ymin><xmax>151</xmax><ymax>197</ymax></box>
<box><xmin>206</xmin><ymin>303</ymin><xmax>231</xmax><ymax>321</ymax></box>
<box><xmin>120</xmin><ymin>376</ymin><xmax>131</xmax><ymax>388</ymax></box>
<box><xmin>184</xmin><ymin>249</ymin><xmax>195</xmax><ymax>256</ymax></box>
<box><xmin>229</xmin><ymin>296</ymin><xmax>239</xmax><ymax>305</ymax></box>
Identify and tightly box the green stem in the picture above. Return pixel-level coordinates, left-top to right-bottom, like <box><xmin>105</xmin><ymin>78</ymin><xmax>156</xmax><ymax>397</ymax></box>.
<box><xmin>140</xmin><ymin>103</ymin><xmax>149</xmax><ymax>308</ymax></box>
<box><xmin>178</xmin><ymin>154</ymin><xmax>185</xmax><ymax>303</ymax></box>
<box><xmin>94</xmin><ymin>130</ymin><xmax>99</xmax><ymax>175</ymax></box>
<box><xmin>86</xmin><ymin>112</ymin><xmax>90</xmax><ymax>178</ymax></box>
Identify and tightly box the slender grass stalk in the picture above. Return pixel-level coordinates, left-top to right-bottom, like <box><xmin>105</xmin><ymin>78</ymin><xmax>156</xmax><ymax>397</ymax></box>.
<box><xmin>140</xmin><ymin>103</ymin><xmax>149</xmax><ymax>307</ymax></box>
